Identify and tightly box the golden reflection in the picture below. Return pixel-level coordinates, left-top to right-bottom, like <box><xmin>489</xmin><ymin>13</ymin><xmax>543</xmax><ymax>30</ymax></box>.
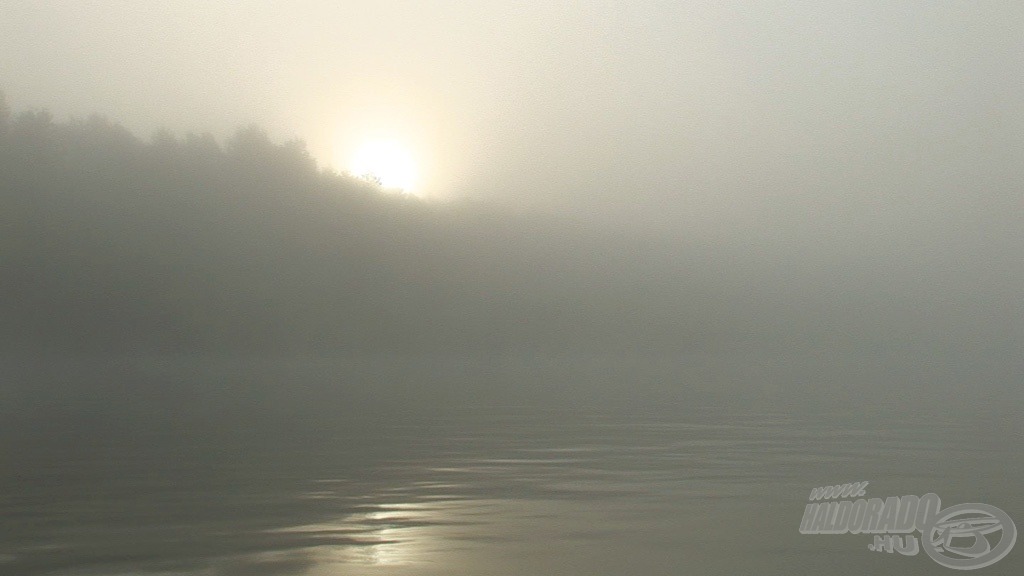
<box><xmin>273</xmin><ymin>501</ymin><xmax>448</xmax><ymax>570</ymax></box>
<box><xmin>266</xmin><ymin>487</ymin><xmax>650</xmax><ymax>576</ymax></box>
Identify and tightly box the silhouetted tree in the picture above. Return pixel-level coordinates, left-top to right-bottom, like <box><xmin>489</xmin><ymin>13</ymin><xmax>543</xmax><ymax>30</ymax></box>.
<box><xmin>150</xmin><ymin>128</ymin><xmax>179</xmax><ymax>151</ymax></box>
<box><xmin>226</xmin><ymin>124</ymin><xmax>273</xmax><ymax>158</ymax></box>
<box><xmin>279</xmin><ymin>138</ymin><xmax>318</xmax><ymax>175</ymax></box>
<box><xmin>10</xmin><ymin>108</ymin><xmax>54</xmax><ymax>146</ymax></box>
<box><xmin>360</xmin><ymin>172</ymin><xmax>383</xmax><ymax>186</ymax></box>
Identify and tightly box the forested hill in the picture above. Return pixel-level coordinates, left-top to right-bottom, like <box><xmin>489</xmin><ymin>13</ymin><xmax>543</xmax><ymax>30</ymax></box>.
<box><xmin>0</xmin><ymin>99</ymin><xmax>729</xmax><ymax>356</ymax></box>
<box><xmin>5</xmin><ymin>94</ymin><xmax>1018</xmax><ymax>372</ymax></box>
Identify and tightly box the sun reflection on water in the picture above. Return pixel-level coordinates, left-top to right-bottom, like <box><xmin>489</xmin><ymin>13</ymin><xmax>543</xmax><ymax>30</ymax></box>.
<box><xmin>270</xmin><ymin>497</ymin><xmax>510</xmax><ymax>575</ymax></box>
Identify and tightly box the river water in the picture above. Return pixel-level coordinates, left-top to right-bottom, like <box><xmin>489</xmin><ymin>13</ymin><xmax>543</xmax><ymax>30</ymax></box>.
<box><xmin>2</xmin><ymin>398</ymin><xmax>1022</xmax><ymax>575</ymax></box>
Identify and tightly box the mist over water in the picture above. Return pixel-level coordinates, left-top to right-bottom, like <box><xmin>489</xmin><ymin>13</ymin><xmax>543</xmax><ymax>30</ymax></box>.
<box><xmin>1</xmin><ymin>104</ymin><xmax>1021</xmax><ymax>572</ymax></box>
<box><xmin>2</xmin><ymin>353</ymin><xmax>1022</xmax><ymax>575</ymax></box>
<box><xmin>3</xmin><ymin>392</ymin><xmax>1022</xmax><ymax>576</ymax></box>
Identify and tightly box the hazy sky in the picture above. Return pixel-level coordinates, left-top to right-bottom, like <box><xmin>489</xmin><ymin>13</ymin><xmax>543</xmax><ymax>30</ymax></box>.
<box><xmin>3</xmin><ymin>1</ymin><xmax>1022</xmax><ymax>231</ymax></box>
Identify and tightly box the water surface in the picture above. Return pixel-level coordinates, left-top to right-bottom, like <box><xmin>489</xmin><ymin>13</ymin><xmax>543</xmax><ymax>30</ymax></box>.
<box><xmin>3</xmin><ymin>402</ymin><xmax>1021</xmax><ymax>575</ymax></box>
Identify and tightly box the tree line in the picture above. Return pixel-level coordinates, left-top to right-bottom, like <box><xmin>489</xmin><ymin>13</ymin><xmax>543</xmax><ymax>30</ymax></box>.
<box><xmin>1</xmin><ymin>92</ymin><xmax>720</xmax><ymax>356</ymax></box>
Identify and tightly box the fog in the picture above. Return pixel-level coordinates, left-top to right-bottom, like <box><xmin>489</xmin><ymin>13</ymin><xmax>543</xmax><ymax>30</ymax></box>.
<box><xmin>2</xmin><ymin>95</ymin><xmax>1019</xmax><ymax>418</ymax></box>
<box><xmin>1</xmin><ymin>2</ymin><xmax>1022</xmax><ymax>575</ymax></box>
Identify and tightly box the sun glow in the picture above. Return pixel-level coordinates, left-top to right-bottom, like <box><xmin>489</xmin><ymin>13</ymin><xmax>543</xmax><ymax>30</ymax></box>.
<box><xmin>349</xmin><ymin>139</ymin><xmax>418</xmax><ymax>193</ymax></box>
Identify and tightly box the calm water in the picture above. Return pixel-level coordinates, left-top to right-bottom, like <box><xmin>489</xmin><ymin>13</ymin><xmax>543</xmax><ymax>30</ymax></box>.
<box><xmin>3</xmin><ymin>402</ymin><xmax>1022</xmax><ymax>575</ymax></box>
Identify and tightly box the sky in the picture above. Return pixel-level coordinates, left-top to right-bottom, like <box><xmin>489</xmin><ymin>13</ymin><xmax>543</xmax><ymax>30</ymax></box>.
<box><xmin>2</xmin><ymin>1</ymin><xmax>1022</xmax><ymax>232</ymax></box>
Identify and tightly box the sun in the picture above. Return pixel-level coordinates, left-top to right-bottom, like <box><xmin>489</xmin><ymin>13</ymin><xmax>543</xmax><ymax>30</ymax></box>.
<box><xmin>349</xmin><ymin>139</ymin><xmax>418</xmax><ymax>193</ymax></box>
